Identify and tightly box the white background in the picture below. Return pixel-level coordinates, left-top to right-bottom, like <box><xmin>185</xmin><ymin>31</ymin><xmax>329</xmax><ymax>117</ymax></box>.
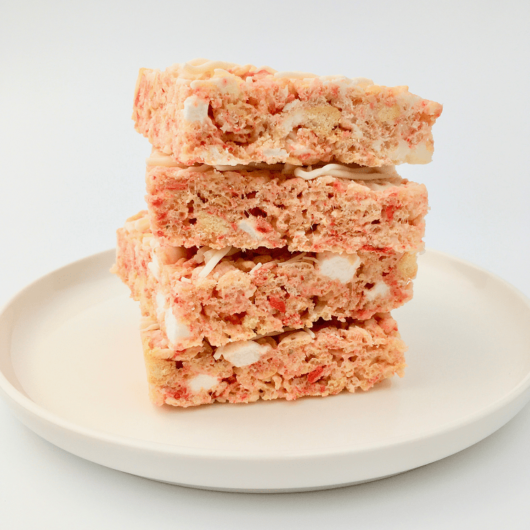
<box><xmin>1</xmin><ymin>0</ymin><xmax>530</xmax><ymax>528</ymax></box>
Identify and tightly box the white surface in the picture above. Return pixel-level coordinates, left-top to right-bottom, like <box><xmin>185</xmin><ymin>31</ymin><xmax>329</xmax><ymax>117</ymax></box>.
<box><xmin>316</xmin><ymin>252</ymin><xmax>361</xmax><ymax>283</ymax></box>
<box><xmin>215</xmin><ymin>340</ymin><xmax>270</xmax><ymax>367</ymax></box>
<box><xmin>1</xmin><ymin>249</ymin><xmax>530</xmax><ymax>493</ymax></box>
<box><xmin>1</xmin><ymin>0</ymin><xmax>530</xmax><ymax>526</ymax></box>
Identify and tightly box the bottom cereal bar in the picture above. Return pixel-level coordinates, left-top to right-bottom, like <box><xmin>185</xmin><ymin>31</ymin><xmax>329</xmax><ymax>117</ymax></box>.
<box><xmin>141</xmin><ymin>314</ymin><xmax>406</xmax><ymax>407</ymax></box>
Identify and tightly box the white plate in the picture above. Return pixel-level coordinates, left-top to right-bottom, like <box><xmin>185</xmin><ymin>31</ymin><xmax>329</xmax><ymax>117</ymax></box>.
<box><xmin>1</xmin><ymin>249</ymin><xmax>530</xmax><ymax>493</ymax></box>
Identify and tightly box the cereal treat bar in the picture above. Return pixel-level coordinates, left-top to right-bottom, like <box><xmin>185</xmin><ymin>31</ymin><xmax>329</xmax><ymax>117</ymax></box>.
<box><xmin>145</xmin><ymin>160</ymin><xmax>428</xmax><ymax>254</ymax></box>
<box><xmin>114</xmin><ymin>211</ymin><xmax>419</xmax><ymax>351</ymax></box>
<box><xmin>132</xmin><ymin>59</ymin><xmax>442</xmax><ymax>167</ymax></box>
<box><xmin>142</xmin><ymin>314</ymin><xmax>407</xmax><ymax>407</ymax></box>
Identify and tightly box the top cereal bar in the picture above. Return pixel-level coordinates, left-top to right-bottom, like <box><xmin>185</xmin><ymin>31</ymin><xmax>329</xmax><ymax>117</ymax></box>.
<box><xmin>132</xmin><ymin>59</ymin><xmax>442</xmax><ymax>168</ymax></box>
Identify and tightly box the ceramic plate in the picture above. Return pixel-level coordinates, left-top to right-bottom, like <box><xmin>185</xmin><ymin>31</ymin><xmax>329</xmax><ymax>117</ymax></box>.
<box><xmin>1</xmin><ymin>249</ymin><xmax>530</xmax><ymax>492</ymax></box>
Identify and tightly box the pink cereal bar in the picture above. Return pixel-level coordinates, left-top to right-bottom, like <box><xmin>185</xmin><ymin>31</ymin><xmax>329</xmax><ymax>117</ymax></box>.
<box><xmin>132</xmin><ymin>59</ymin><xmax>442</xmax><ymax>167</ymax></box>
<box><xmin>142</xmin><ymin>314</ymin><xmax>406</xmax><ymax>407</ymax></box>
<box><xmin>145</xmin><ymin>162</ymin><xmax>428</xmax><ymax>254</ymax></box>
<box><xmin>114</xmin><ymin>211</ymin><xmax>419</xmax><ymax>351</ymax></box>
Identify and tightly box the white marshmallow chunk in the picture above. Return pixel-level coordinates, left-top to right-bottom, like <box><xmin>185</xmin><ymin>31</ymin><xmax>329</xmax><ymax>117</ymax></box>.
<box><xmin>317</xmin><ymin>252</ymin><xmax>361</xmax><ymax>283</ymax></box>
<box><xmin>164</xmin><ymin>307</ymin><xmax>191</xmax><ymax>347</ymax></box>
<box><xmin>147</xmin><ymin>253</ymin><xmax>160</xmax><ymax>280</ymax></box>
<box><xmin>188</xmin><ymin>374</ymin><xmax>219</xmax><ymax>393</ymax></box>
<box><xmin>183</xmin><ymin>95</ymin><xmax>209</xmax><ymax>123</ymax></box>
<box><xmin>155</xmin><ymin>291</ymin><xmax>167</xmax><ymax>319</ymax></box>
<box><xmin>215</xmin><ymin>340</ymin><xmax>269</xmax><ymax>367</ymax></box>
<box><xmin>237</xmin><ymin>220</ymin><xmax>263</xmax><ymax>240</ymax></box>
<box><xmin>365</xmin><ymin>281</ymin><xmax>390</xmax><ymax>301</ymax></box>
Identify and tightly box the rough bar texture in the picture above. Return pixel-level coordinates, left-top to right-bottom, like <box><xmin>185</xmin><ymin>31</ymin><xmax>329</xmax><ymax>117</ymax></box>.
<box><xmin>142</xmin><ymin>314</ymin><xmax>407</xmax><ymax>407</ymax></box>
<box><xmin>114</xmin><ymin>212</ymin><xmax>418</xmax><ymax>350</ymax></box>
<box><xmin>146</xmin><ymin>165</ymin><xmax>428</xmax><ymax>254</ymax></box>
<box><xmin>132</xmin><ymin>59</ymin><xmax>442</xmax><ymax>167</ymax></box>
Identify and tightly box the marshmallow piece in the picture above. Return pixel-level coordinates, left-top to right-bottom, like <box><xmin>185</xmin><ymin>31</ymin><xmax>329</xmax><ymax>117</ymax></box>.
<box><xmin>155</xmin><ymin>291</ymin><xmax>166</xmax><ymax>319</ymax></box>
<box><xmin>147</xmin><ymin>253</ymin><xmax>160</xmax><ymax>280</ymax></box>
<box><xmin>238</xmin><ymin>220</ymin><xmax>263</xmax><ymax>241</ymax></box>
<box><xmin>164</xmin><ymin>307</ymin><xmax>191</xmax><ymax>348</ymax></box>
<box><xmin>183</xmin><ymin>95</ymin><xmax>209</xmax><ymax>123</ymax></box>
<box><xmin>148</xmin><ymin>237</ymin><xmax>159</xmax><ymax>250</ymax></box>
<box><xmin>134</xmin><ymin>217</ymin><xmax>150</xmax><ymax>232</ymax></box>
<box><xmin>317</xmin><ymin>252</ymin><xmax>361</xmax><ymax>283</ymax></box>
<box><xmin>365</xmin><ymin>281</ymin><xmax>390</xmax><ymax>301</ymax></box>
<box><xmin>124</xmin><ymin>217</ymin><xmax>150</xmax><ymax>233</ymax></box>
<box><xmin>188</xmin><ymin>374</ymin><xmax>219</xmax><ymax>393</ymax></box>
<box><xmin>214</xmin><ymin>340</ymin><xmax>269</xmax><ymax>367</ymax></box>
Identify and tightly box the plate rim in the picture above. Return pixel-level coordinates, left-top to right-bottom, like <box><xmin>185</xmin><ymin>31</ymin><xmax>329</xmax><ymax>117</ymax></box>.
<box><xmin>1</xmin><ymin>248</ymin><xmax>530</xmax><ymax>461</ymax></box>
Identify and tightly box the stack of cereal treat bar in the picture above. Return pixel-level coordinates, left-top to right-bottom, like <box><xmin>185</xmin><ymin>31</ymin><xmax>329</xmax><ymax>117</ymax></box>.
<box><xmin>114</xmin><ymin>59</ymin><xmax>442</xmax><ymax>407</ymax></box>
